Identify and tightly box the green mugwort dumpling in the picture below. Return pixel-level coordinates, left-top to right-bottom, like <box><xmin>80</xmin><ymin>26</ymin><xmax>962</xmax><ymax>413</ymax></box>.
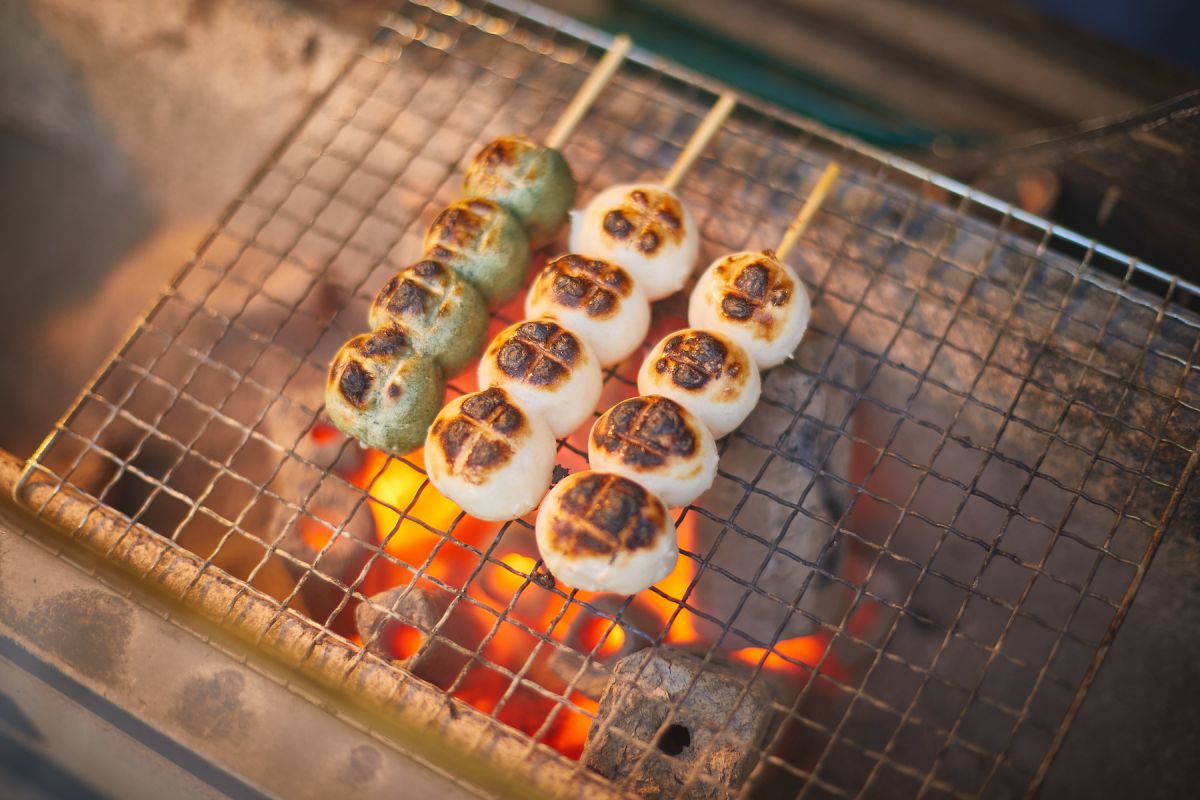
<box><xmin>325</xmin><ymin>324</ymin><xmax>445</xmax><ymax>455</ymax></box>
<box><xmin>368</xmin><ymin>259</ymin><xmax>488</xmax><ymax>375</ymax></box>
<box><xmin>463</xmin><ymin>136</ymin><xmax>576</xmax><ymax>245</ymax></box>
<box><xmin>424</xmin><ymin>198</ymin><xmax>530</xmax><ymax>306</ymax></box>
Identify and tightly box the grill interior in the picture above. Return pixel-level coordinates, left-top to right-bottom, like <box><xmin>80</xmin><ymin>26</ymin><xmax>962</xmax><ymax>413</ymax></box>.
<box><xmin>16</xmin><ymin>1</ymin><xmax>1200</xmax><ymax>798</ymax></box>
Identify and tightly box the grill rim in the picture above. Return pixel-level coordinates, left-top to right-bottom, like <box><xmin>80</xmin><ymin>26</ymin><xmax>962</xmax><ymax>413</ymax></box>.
<box><xmin>4</xmin><ymin>450</ymin><xmax>625</xmax><ymax>800</ymax></box>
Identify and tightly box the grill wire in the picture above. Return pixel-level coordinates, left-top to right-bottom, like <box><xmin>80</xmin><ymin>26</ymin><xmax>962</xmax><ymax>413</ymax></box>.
<box><xmin>18</xmin><ymin>1</ymin><xmax>1200</xmax><ymax>798</ymax></box>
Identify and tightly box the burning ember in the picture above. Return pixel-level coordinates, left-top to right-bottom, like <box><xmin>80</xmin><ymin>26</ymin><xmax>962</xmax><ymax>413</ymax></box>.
<box><xmin>269</xmin><ymin>301</ymin><xmax>856</xmax><ymax>780</ymax></box>
<box><xmin>309</xmin><ymin>420</ymin><xmax>840</xmax><ymax>763</ymax></box>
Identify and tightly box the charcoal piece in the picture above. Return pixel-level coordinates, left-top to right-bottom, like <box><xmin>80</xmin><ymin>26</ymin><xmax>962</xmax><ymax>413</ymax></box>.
<box><xmin>260</xmin><ymin>406</ymin><xmax>379</xmax><ymax>626</ymax></box>
<box><xmin>546</xmin><ymin>596</ymin><xmax>657</xmax><ymax>698</ymax></box>
<box><xmin>582</xmin><ymin>648</ymin><xmax>775</xmax><ymax>800</ymax></box>
<box><xmin>356</xmin><ymin>584</ymin><xmax>443</xmax><ymax>654</ymax></box>
<box><xmin>268</xmin><ymin>474</ymin><xmax>375</xmax><ymax>598</ymax></box>
<box><xmin>354</xmin><ymin>583</ymin><xmax>470</xmax><ymax>688</ymax></box>
<box><xmin>691</xmin><ymin>354</ymin><xmax>860</xmax><ymax>645</ymax></box>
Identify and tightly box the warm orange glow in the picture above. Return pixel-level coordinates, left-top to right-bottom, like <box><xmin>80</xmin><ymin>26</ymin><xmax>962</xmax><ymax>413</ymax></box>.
<box><xmin>732</xmin><ymin>634</ymin><xmax>829</xmax><ymax>674</ymax></box>
<box><xmin>479</xmin><ymin>552</ymin><xmax>564</xmax><ymax>632</ymax></box>
<box><xmin>578</xmin><ymin>617</ymin><xmax>627</xmax><ymax>660</ymax></box>
<box><xmin>389</xmin><ymin>623</ymin><xmax>425</xmax><ymax>661</ymax></box>
<box><xmin>290</xmin><ymin>273</ymin><xmax>865</xmax><ymax>765</ymax></box>
<box><xmin>354</xmin><ymin>448</ymin><xmax>481</xmax><ymax>585</ymax></box>
<box><xmin>336</xmin><ymin>431</ymin><xmax>800</xmax><ymax>762</ymax></box>
<box><xmin>543</xmin><ymin>693</ymin><xmax>599</xmax><ymax>760</ymax></box>
<box><xmin>308</xmin><ymin>421</ymin><xmax>340</xmax><ymax>445</ymax></box>
<box><xmin>494</xmin><ymin>553</ymin><xmax>539</xmax><ymax>596</ymax></box>
<box><xmin>641</xmin><ymin>513</ymin><xmax>703</xmax><ymax>644</ymax></box>
<box><xmin>339</xmin><ymin>441</ymin><xmax>608</xmax><ymax>755</ymax></box>
<box><xmin>296</xmin><ymin>514</ymin><xmax>335</xmax><ymax>552</ymax></box>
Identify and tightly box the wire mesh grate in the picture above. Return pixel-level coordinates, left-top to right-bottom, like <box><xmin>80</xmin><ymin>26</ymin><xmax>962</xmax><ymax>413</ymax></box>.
<box><xmin>17</xmin><ymin>1</ymin><xmax>1200</xmax><ymax>798</ymax></box>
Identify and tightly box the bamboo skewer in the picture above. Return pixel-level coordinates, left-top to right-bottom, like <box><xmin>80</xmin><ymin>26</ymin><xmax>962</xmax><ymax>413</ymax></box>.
<box><xmin>660</xmin><ymin>92</ymin><xmax>739</xmax><ymax>192</ymax></box>
<box><xmin>543</xmin><ymin>35</ymin><xmax>633</xmax><ymax>151</ymax></box>
<box><xmin>775</xmin><ymin>162</ymin><xmax>841</xmax><ymax>261</ymax></box>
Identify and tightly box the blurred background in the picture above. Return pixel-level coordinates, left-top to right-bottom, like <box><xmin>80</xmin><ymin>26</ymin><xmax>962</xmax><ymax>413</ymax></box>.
<box><xmin>4</xmin><ymin>0</ymin><xmax>1199</xmax><ymax>459</ymax></box>
<box><xmin>0</xmin><ymin>1</ymin><xmax>1196</xmax><ymax>797</ymax></box>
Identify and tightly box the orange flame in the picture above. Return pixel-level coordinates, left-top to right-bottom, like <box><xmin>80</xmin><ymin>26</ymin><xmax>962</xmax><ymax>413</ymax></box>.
<box><xmin>732</xmin><ymin>634</ymin><xmax>828</xmax><ymax>673</ymax></box>
<box><xmin>357</xmin><ymin>449</ymin><xmax>469</xmax><ymax>581</ymax></box>
<box><xmin>577</xmin><ymin>617</ymin><xmax>627</xmax><ymax>661</ymax></box>
<box><xmin>328</xmin><ymin>418</ymin><xmax>833</xmax><ymax>760</ymax></box>
<box><xmin>642</xmin><ymin>512</ymin><xmax>704</xmax><ymax>644</ymax></box>
<box><xmin>296</xmin><ymin>514</ymin><xmax>336</xmax><ymax>551</ymax></box>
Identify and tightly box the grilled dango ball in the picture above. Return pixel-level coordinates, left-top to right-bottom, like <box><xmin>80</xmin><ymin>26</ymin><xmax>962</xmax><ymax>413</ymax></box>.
<box><xmin>477</xmin><ymin>318</ymin><xmax>603</xmax><ymax>438</ymax></box>
<box><xmin>524</xmin><ymin>254</ymin><xmax>650</xmax><ymax>367</ymax></box>
<box><xmin>425</xmin><ymin>387</ymin><xmax>556</xmax><ymax>521</ymax></box>
<box><xmin>689</xmin><ymin>250</ymin><xmax>811</xmax><ymax>369</ymax></box>
<box><xmin>424</xmin><ymin>198</ymin><xmax>530</xmax><ymax>306</ymax></box>
<box><xmin>535</xmin><ymin>471</ymin><xmax>678</xmax><ymax>594</ymax></box>
<box><xmin>588</xmin><ymin>395</ymin><xmax>717</xmax><ymax>508</ymax></box>
<box><xmin>637</xmin><ymin>328</ymin><xmax>761</xmax><ymax>438</ymax></box>
<box><xmin>325</xmin><ymin>325</ymin><xmax>445</xmax><ymax>455</ymax></box>
<box><xmin>368</xmin><ymin>259</ymin><xmax>488</xmax><ymax>375</ymax></box>
<box><xmin>569</xmin><ymin>183</ymin><xmax>699</xmax><ymax>300</ymax></box>
<box><xmin>463</xmin><ymin>136</ymin><xmax>576</xmax><ymax>245</ymax></box>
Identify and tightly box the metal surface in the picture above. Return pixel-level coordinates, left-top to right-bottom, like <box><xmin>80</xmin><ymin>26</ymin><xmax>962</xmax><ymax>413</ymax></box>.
<box><xmin>0</xmin><ymin>467</ymin><xmax>486</xmax><ymax>800</ymax></box>
<box><xmin>13</xmin><ymin>1</ymin><xmax>1200</xmax><ymax>798</ymax></box>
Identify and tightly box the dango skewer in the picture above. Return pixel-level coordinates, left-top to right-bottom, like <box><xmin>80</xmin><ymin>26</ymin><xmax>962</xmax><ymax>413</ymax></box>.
<box><xmin>569</xmin><ymin>93</ymin><xmax>738</xmax><ymax>301</ymax></box>
<box><xmin>688</xmin><ymin>162</ymin><xmax>841</xmax><ymax>369</ymax></box>
<box><xmin>329</xmin><ymin>37</ymin><xmax>633</xmax><ymax>456</ymax></box>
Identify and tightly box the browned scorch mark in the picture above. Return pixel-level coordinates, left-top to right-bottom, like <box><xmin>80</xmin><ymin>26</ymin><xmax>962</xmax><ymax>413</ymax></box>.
<box><xmin>428</xmin><ymin>199</ymin><xmax>500</xmax><ymax>248</ymax></box>
<box><xmin>549</xmin><ymin>473</ymin><xmax>666</xmax><ymax>557</ymax></box>
<box><xmin>600</xmin><ymin>187</ymin><xmax>685</xmax><ymax>255</ymax></box>
<box><xmin>493</xmin><ymin>320</ymin><xmax>582</xmax><ymax>387</ymax></box>
<box><xmin>373</xmin><ymin>259</ymin><xmax>466</xmax><ymax>327</ymax></box>
<box><xmin>654</xmin><ymin>330</ymin><xmax>744</xmax><ymax>391</ymax></box>
<box><xmin>591</xmin><ymin>396</ymin><xmax>697</xmax><ymax>469</ymax></box>
<box><xmin>715</xmin><ymin>254</ymin><xmax>794</xmax><ymax>337</ymax></box>
<box><xmin>358</xmin><ymin>324</ymin><xmax>411</xmax><ymax>358</ymax></box>
<box><xmin>544</xmin><ymin>254</ymin><xmax>631</xmax><ymax>319</ymax></box>
<box><xmin>337</xmin><ymin>361</ymin><xmax>373</xmax><ymax>407</ymax></box>
<box><xmin>432</xmin><ymin>388</ymin><xmax>525</xmax><ymax>483</ymax></box>
<box><xmin>332</xmin><ymin>325</ymin><xmax>416</xmax><ymax>407</ymax></box>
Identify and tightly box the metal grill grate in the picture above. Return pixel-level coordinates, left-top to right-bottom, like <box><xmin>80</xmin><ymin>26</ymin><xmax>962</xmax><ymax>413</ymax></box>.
<box><xmin>16</xmin><ymin>1</ymin><xmax>1200</xmax><ymax>798</ymax></box>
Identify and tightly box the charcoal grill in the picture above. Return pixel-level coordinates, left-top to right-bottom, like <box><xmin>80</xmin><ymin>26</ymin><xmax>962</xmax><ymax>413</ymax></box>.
<box><xmin>8</xmin><ymin>0</ymin><xmax>1200</xmax><ymax>798</ymax></box>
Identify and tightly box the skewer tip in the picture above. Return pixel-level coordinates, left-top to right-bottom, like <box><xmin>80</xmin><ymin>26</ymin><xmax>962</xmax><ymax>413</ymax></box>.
<box><xmin>775</xmin><ymin>162</ymin><xmax>841</xmax><ymax>261</ymax></box>
<box><xmin>660</xmin><ymin>91</ymin><xmax>740</xmax><ymax>192</ymax></box>
<box><xmin>542</xmin><ymin>33</ymin><xmax>634</xmax><ymax>150</ymax></box>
